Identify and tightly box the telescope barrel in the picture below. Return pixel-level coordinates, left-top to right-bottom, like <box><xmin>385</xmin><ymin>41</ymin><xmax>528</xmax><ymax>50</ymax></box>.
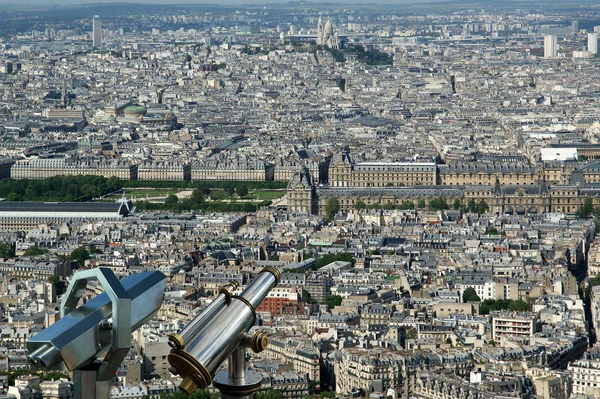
<box><xmin>169</xmin><ymin>280</ymin><xmax>239</xmax><ymax>349</ymax></box>
<box><xmin>239</xmin><ymin>270</ymin><xmax>281</xmax><ymax>309</ymax></box>
<box><xmin>27</xmin><ymin>271</ymin><xmax>166</xmax><ymax>371</ymax></box>
<box><xmin>168</xmin><ymin>266</ymin><xmax>280</xmax><ymax>394</ymax></box>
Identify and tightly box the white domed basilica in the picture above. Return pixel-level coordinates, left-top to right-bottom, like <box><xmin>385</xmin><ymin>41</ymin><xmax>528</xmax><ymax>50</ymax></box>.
<box><xmin>316</xmin><ymin>17</ymin><xmax>340</xmax><ymax>49</ymax></box>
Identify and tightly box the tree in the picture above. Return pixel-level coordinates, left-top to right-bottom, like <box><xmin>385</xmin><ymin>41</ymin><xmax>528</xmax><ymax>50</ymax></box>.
<box><xmin>476</xmin><ymin>200</ymin><xmax>489</xmax><ymax>214</ymax></box>
<box><xmin>325</xmin><ymin>197</ymin><xmax>340</xmax><ymax>221</ymax></box>
<box><xmin>429</xmin><ymin>197</ymin><xmax>449</xmax><ymax>211</ymax></box>
<box><xmin>485</xmin><ymin>227</ymin><xmax>499</xmax><ymax>235</ymax></box>
<box><xmin>479</xmin><ymin>299</ymin><xmax>532</xmax><ymax>315</ymax></box>
<box><xmin>462</xmin><ymin>287</ymin><xmax>478</xmax><ymax>303</ymax></box>
<box><xmin>576</xmin><ymin>198</ymin><xmax>594</xmax><ymax>218</ymax></box>
<box><xmin>453</xmin><ymin>199</ymin><xmax>462</xmax><ymax>210</ymax></box>
<box><xmin>383</xmin><ymin>201</ymin><xmax>395</xmax><ymax>210</ymax></box>
<box><xmin>23</xmin><ymin>245</ymin><xmax>48</xmax><ymax>257</ymax></box>
<box><xmin>355</xmin><ymin>199</ymin><xmax>366</xmax><ymax>210</ymax></box>
<box><xmin>48</xmin><ymin>275</ymin><xmax>60</xmax><ymax>285</ymax></box>
<box><xmin>325</xmin><ymin>295</ymin><xmax>343</xmax><ymax>309</ymax></box>
<box><xmin>467</xmin><ymin>294</ymin><xmax>481</xmax><ymax>302</ymax></box>
<box><xmin>405</xmin><ymin>327</ymin><xmax>417</xmax><ymax>340</ymax></box>
<box><xmin>399</xmin><ymin>201</ymin><xmax>414</xmax><ymax>210</ymax></box>
<box><xmin>236</xmin><ymin>184</ymin><xmax>249</xmax><ymax>198</ymax></box>
<box><xmin>467</xmin><ymin>199</ymin><xmax>478</xmax><ymax>213</ymax></box>
<box><xmin>70</xmin><ymin>247</ymin><xmax>90</xmax><ymax>268</ymax></box>
<box><xmin>0</xmin><ymin>242</ymin><xmax>15</xmax><ymax>258</ymax></box>
<box><xmin>302</xmin><ymin>289</ymin><xmax>315</xmax><ymax>304</ymax></box>
<box><xmin>164</xmin><ymin>194</ymin><xmax>179</xmax><ymax>205</ymax></box>
<box><xmin>417</xmin><ymin>199</ymin><xmax>426</xmax><ymax>209</ymax></box>
<box><xmin>191</xmin><ymin>189</ymin><xmax>205</xmax><ymax>203</ymax></box>
<box><xmin>89</xmin><ymin>244</ymin><xmax>103</xmax><ymax>254</ymax></box>
<box><xmin>225</xmin><ymin>185</ymin><xmax>236</xmax><ymax>197</ymax></box>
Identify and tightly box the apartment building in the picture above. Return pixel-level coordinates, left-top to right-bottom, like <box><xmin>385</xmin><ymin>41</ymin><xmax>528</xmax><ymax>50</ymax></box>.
<box><xmin>256</xmin><ymin>286</ymin><xmax>299</xmax><ymax>316</ymax></box>
<box><xmin>568</xmin><ymin>349</ymin><xmax>600</xmax><ymax>398</ymax></box>
<box><xmin>42</xmin><ymin>108</ymin><xmax>85</xmax><ymax>119</ymax></box>
<box><xmin>262</xmin><ymin>336</ymin><xmax>320</xmax><ymax>382</ymax></box>
<box><xmin>491</xmin><ymin>311</ymin><xmax>538</xmax><ymax>342</ymax></box>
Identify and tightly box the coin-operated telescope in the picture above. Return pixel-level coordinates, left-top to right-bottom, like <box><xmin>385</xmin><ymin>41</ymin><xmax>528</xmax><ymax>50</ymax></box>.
<box><xmin>27</xmin><ymin>268</ymin><xmax>166</xmax><ymax>399</ymax></box>
<box><xmin>168</xmin><ymin>266</ymin><xmax>280</xmax><ymax>399</ymax></box>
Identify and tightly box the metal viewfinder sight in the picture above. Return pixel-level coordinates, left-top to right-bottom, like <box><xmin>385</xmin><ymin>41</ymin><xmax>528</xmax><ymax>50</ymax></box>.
<box><xmin>27</xmin><ymin>268</ymin><xmax>167</xmax><ymax>399</ymax></box>
<box><xmin>167</xmin><ymin>266</ymin><xmax>280</xmax><ymax>398</ymax></box>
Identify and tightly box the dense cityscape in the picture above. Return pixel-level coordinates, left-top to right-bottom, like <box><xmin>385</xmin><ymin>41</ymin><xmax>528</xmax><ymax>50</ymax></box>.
<box><xmin>4</xmin><ymin>0</ymin><xmax>600</xmax><ymax>398</ymax></box>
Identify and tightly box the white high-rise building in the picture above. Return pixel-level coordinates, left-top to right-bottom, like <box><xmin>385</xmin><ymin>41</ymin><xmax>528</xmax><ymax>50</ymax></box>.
<box><xmin>589</xmin><ymin>33</ymin><xmax>598</xmax><ymax>55</ymax></box>
<box><xmin>92</xmin><ymin>15</ymin><xmax>102</xmax><ymax>47</ymax></box>
<box><xmin>544</xmin><ymin>35</ymin><xmax>557</xmax><ymax>58</ymax></box>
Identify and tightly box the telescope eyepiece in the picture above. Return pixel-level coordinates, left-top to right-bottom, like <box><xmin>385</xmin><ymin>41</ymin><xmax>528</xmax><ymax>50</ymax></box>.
<box><xmin>243</xmin><ymin>331</ymin><xmax>269</xmax><ymax>353</ymax></box>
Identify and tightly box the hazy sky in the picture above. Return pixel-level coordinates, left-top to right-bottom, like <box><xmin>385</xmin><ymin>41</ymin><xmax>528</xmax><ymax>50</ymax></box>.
<box><xmin>0</xmin><ymin>0</ymin><xmax>554</xmax><ymax>4</ymax></box>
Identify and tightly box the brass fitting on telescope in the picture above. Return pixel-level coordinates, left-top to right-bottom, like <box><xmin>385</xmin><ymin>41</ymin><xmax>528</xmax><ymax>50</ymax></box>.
<box><xmin>168</xmin><ymin>280</ymin><xmax>241</xmax><ymax>350</ymax></box>
<box><xmin>168</xmin><ymin>349</ymin><xmax>212</xmax><ymax>394</ymax></box>
<box><xmin>261</xmin><ymin>266</ymin><xmax>281</xmax><ymax>284</ymax></box>
<box><xmin>168</xmin><ymin>333</ymin><xmax>184</xmax><ymax>349</ymax></box>
<box><xmin>242</xmin><ymin>330</ymin><xmax>269</xmax><ymax>353</ymax></box>
<box><xmin>218</xmin><ymin>280</ymin><xmax>239</xmax><ymax>300</ymax></box>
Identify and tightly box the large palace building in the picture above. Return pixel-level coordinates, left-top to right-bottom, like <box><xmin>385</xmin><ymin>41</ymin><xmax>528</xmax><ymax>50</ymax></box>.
<box><xmin>288</xmin><ymin>167</ymin><xmax>600</xmax><ymax>216</ymax></box>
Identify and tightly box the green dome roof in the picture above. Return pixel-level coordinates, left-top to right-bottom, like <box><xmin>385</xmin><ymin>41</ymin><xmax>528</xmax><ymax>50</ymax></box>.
<box><xmin>124</xmin><ymin>104</ymin><xmax>147</xmax><ymax>115</ymax></box>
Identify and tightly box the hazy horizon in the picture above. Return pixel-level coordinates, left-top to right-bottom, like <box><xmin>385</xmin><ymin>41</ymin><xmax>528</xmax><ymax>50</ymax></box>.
<box><xmin>0</xmin><ymin>0</ymin><xmax>583</xmax><ymax>5</ymax></box>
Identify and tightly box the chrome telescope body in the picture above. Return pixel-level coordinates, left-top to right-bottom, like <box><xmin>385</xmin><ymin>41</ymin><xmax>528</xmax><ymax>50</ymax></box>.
<box><xmin>168</xmin><ymin>266</ymin><xmax>280</xmax><ymax>395</ymax></box>
<box><xmin>27</xmin><ymin>269</ymin><xmax>166</xmax><ymax>376</ymax></box>
<box><xmin>168</xmin><ymin>280</ymin><xmax>239</xmax><ymax>349</ymax></box>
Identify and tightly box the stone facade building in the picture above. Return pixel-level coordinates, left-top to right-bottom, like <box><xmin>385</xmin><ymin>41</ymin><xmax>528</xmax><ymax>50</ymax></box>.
<box><xmin>288</xmin><ymin>168</ymin><xmax>600</xmax><ymax>216</ymax></box>
<box><xmin>11</xmin><ymin>157</ymin><xmax>137</xmax><ymax>180</ymax></box>
<box><xmin>137</xmin><ymin>161</ymin><xmax>191</xmax><ymax>181</ymax></box>
<box><xmin>329</xmin><ymin>152</ymin><xmax>437</xmax><ymax>187</ymax></box>
<box><xmin>191</xmin><ymin>158</ymin><xmax>274</xmax><ymax>182</ymax></box>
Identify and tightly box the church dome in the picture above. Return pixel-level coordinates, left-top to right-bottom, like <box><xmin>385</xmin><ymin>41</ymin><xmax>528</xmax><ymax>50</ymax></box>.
<box><xmin>324</xmin><ymin>19</ymin><xmax>333</xmax><ymax>35</ymax></box>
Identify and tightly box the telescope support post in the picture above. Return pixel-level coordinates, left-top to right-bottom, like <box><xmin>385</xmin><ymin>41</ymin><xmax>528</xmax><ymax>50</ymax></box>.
<box><xmin>73</xmin><ymin>370</ymin><xmax>111</xmax><ymax>399</ymax></box>
<box><xmin>213</xmin><ymin>343</ymin><xmax>262</xmax><ymax>399</ymax></box>
<box><xmin>229</xmin><ymin>346</ymin><xmax>246</xmax><ymax>380</ymax></box>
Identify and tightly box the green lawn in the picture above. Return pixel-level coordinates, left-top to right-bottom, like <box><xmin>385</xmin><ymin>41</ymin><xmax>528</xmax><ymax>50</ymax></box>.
<box><xmin>253</xmin><ymin>191</ymin><xmax>285</xmax><ymax>200</ymax></box>
<box><xmin>107</xmin><ymin>189</ymin><xmax>179</xmax><ymax>199</ymax></box>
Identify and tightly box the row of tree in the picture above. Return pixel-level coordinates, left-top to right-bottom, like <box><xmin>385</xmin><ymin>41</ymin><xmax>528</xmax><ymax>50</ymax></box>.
<box><xmin>0</xmin><ymin>175</ymin><xmax>121</xmax><ymax>202</ymax></box>
<box><xmin>122</xmin><ymin>180</ymin><xmax>286</xmax><ymax>190</ymax></box>
<box><xmin>325</xmin><ymin>196</ymin><xmax>490</xmax><ymax>218</ymax></box>
<box><xmin>135</xmin><ymin>199</ymin><xmax>272</xmax><ymax>213</ymax></box>
<box><xmin>0</xmin><ymin>176</ymin><xmax>286</xmax><ymax>203</ymax></box>
<box><xmin>345</xmin><ymin>44</ymin><xmax>393</xmax><ymax>66</ymax></box>
<box><xmin>461</xmin><ymin>288</ymin><xmax>533</xmax><ymax>314</ymax></box>
<box><xmin>302</xmin><ymin>290</ymin><xmax>343</xmax><ymax>309</ymax></box>
<box><xmin>575</xmin><ymin>198</ymin><xmax>598</xmax><ymax>219</ymax></box>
